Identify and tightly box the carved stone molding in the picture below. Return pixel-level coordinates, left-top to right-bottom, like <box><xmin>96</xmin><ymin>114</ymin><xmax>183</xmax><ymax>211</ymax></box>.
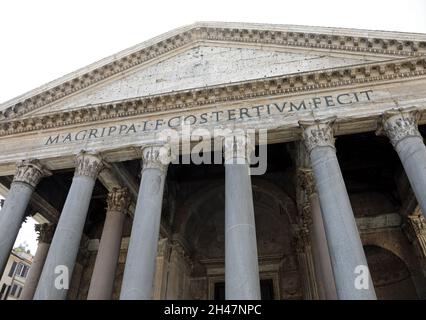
<box><xmin>35</xmin><ymin>223</ymin><xmax>56</xmax><ymax>244</ymax></box>
<box><xmin>106</xmin><ymin>187</ymin><xmax>131</xmax><ymax>214</ymax></box>
<box><xmin>1</xmin><ymin>24</ymin><xmax>424</xmax><ymax>123</ymax></box>
<box><xmin>299</xmin><ymin>117</ymin><xmax>336</xmax><ymax>153</ymax></box>
<box><xmin>74</xmin><ymin>151</ymin><xmax>104</xmax><ymax>179</ymax></box>
<box><xmin>404</xmin><ymin>214</ymin><xmax>426</xmax><ymax>259</ymax></box>
<box><xmin>223</xmin><ymin>133</ymin><xmax>255</xmax><ymax>163</ymax></box>
<box><xmin>1</xmin><ymin>57</ymin><xmax>426</xmax><ymax>138</ymax></box>
<box><xmin>297</xmin><ymin>168</ymin><xmax>316</xmax><ymax>196</ymax></box>
<box><xmin>141</xmin><ymin>143</ymin><xmax>172</xmax><ymax>172</ymax></box>
<box><xmin>293</xmin><ymin>205</ymin><xmax>313</xmax><ymax>253</ymax></box>
<box><xmin>381</xmin><ymin>107</ymin><xmax>422</xmax><ymax>147</ymax></box>
<box><xmin>13</xmin><ymin>159</ymin><xmax>51</xmax><ymax>188</ymax></box>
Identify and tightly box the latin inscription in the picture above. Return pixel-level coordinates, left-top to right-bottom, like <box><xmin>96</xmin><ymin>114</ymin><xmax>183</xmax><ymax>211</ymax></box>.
<box><xmin>44</xmin><ymin>90</ymin><xmax>373</xmax><ymax>145</ymax></box>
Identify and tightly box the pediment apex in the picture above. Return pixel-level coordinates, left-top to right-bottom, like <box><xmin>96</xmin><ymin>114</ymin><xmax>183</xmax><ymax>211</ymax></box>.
<box><xmin>1</xmin><ymin>21</ymin><xmax>426</xmax><ymax>120</ymax></box>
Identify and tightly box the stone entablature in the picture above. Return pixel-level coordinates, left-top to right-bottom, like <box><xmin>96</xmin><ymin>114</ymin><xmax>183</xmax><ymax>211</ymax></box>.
<box><xmin>1</xmin><ymin>57</ymin><xmax>425</xmax><ymax>137</ymax></box>
<box><xmin>0</xmin><ymin>24</ymin><xmax>426</xmax><ymax>178</ymax></box>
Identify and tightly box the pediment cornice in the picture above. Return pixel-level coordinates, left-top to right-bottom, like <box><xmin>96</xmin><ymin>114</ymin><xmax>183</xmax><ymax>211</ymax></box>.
<box><xmin>1</xmin><ymin>56</ymin><xmax>425</xmax><ymax>137</ymax></box>
<box><xmin>1</xmin><ymin>22</ymin><xmax>426</xmax><ymax>122</ymax></box>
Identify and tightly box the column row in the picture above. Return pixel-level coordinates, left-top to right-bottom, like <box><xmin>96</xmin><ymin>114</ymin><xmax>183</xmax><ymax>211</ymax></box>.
<box><xmin>1</xmin><ymin>107</ymin><xmax>425</xmax><ymax>300</ymax></box>
<box><xmin>0</xmin><ymin>136</ymin><xmax>260</xmax><ymax>300</ymax></box>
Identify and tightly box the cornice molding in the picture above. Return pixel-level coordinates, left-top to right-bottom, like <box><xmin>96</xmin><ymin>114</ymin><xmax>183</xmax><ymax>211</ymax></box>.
<box><xmin>1</xmin><ymin>25</ymin><xmax>425</xmax><ymax>122</ymax></box>
<box><xmin>0</xmin><ymin>56</ymin><xmax>426</xmax><ymax>137</ymax></box>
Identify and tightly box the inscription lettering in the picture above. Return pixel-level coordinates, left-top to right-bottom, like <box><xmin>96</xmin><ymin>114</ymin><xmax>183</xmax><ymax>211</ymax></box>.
<box><xmin>44</xmin><ymin>90</ymin><xmax>373</xmax><ymax>145</ymax></box>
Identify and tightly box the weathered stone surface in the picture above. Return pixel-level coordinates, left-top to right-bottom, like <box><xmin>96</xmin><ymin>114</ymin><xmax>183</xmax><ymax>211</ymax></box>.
<box><xmin>2</xmin><ymin>22</ymin><xmax>426</xmax><ymax>301</ymax></box>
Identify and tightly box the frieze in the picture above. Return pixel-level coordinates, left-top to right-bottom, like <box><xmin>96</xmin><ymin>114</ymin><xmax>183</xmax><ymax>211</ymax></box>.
<box><xmin>40</xmin><ymin>90</ymin><xmax>373</xmax><ymax>146</ymax></box>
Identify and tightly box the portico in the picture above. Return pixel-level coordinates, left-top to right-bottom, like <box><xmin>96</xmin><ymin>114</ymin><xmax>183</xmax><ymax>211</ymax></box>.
<box><xmin>1</xmin><ymin>22</ymin><xmax>426</xmax><ymax>300</ymax></box>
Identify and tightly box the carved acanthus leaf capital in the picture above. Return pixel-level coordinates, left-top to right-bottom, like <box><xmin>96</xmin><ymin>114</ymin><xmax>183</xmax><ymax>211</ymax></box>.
<box><xmin>298</xmin><ymin>168</ymin><xmax>316</xmax><ymax>196</ymax></box>
<box><xmin>106</xmin><ymin>187</ymin><xmax>131</xmax><ymax>213</ymax></box>
<box><xmin>141</xmin><ymin>143</ymin><xmax>172</xmax><ymax>172</ymax></box>
<box><xmin>405</xmin><ymin>213</ymin><xmax>426</xmax><ymax>259</ymax></box>
<box><xmin>13</xmin><ymin>159</ymin><xmax>51</xmax><ymax>188</ymax></box>
<box><xmin>74</xmin><ymin>151</ymin><xmax>104</xmax><ymax>179</ymax></box>
<box><xmin>299</xmin><ymin>117</ymin><xmax>336</xmax><ymax>154</ymax></box>
<box><xmin>35</xmin><ymin>223</ymin><xmax>56</xmax><ymax>244</ymax></box>
<box><xmin>380</xmin><ymin>107</ymin><xmax>421</xmax><ymax>147</ymax></box>
<box><xmin>407</xmin><ymin>214</ymin><xmax>426</xmax><ymax>236</ymax></box>
<box><xmin>223</xmin><ymin>133</ymin><xmax>255</xmax><ymax>164</ymax></box>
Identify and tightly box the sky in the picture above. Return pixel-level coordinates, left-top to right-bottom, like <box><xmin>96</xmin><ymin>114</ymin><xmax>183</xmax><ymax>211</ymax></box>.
<box><xmin>0</xmin><ymin>0</ymin><xmax>425</xmax><ymax>104</ymax></box>
<box><xmin>0</xmin><ymin>0</ymin><xmax>425</xmax><ymax>255</ymax></box>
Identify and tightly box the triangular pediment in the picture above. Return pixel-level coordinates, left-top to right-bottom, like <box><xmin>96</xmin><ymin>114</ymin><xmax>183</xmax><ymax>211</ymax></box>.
<box><xmin>1</xmin><ymin>22</ymin><xmax>425</xmax><ymax>120</ymax></box>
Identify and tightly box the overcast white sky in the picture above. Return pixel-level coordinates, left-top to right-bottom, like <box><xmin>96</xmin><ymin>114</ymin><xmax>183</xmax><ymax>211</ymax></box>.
<box><xmin>1</xmin><ymin>0</ymin><xmax>426</xmax><ymax>104</ymax></box>
<box><xmin>1</xmin><ymin>0</ymin><xmax>426</xmax><ymax>255</ymax></box>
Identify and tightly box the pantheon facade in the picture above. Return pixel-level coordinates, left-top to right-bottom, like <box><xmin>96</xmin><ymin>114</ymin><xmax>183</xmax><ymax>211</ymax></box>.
<box><xmin>1</xmin><ymin>22</ymin><xmax>426</xmax><ymax>300</ymax></box>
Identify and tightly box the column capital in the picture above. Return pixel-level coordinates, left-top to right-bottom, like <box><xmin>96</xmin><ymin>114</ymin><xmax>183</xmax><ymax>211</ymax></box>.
<box><xmin>407</xmin><ymin>213</ymin><xmax>426</xmax><ymax>236</ymax></box>
<box><xmin>380</xmin><ymin>107</ymin><xmax>421</xmax><ymax>147</ymax></box>
<box><xmin>35</xmin><ymin>223</ymin><xmax>56</xmax><ymax>244</ymax></box>
<box><xmin>141</xmin><ymin>143</ymin><xmax>172</xmax><ymax>172</ymax></box>
<box><xmin>223</xmin><ymin>133</ymin><xmax>255</xmax><ymax>164</ymax></box>
<box><xmin>75</xmin><ymin>151</ymin><xmax>104</xmax><ymax>179</ymax></box>
<box><xmin>298</xmin><ymin>168</ymin><xmax>316</xmax><ymax>196</ymax></box>
<box><xmin>404</xmin><ymin>213</ymin><xmax>426</xmax><ymax>259</ymax></box>
<box><xmin>299</xmin><ymin>117</ymin><xmax>336</xmax><ymax>154</ymax></box>
<box><xmin>13</xmin><ymin>159</ymin><xmax>51</xmax><ymax>188</ymax></box>
<box><xmin>106</xmin><ymin>187</ymin><xmax>131</xmax><ymax>214</ymax></box>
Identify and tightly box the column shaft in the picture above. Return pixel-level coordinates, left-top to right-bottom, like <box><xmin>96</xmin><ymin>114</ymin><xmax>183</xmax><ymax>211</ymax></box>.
<box><xmin>120</xmin><ymin>144</ymin><xmax>170</xmax><ymax>300</ymax></box>
<box><xmin>34</xmin><ymin>152</ymin><xmax>103</xmax><ymax>300</ymax></box>
<box><xmin>395</xmin><ymin>137</ymin><xmax>426</xmax><ymax>215</ymax></box>
<box><xmin>224</xmin><ymin>135</ymin><xmax>260</xmax><ymax>300</ymax></box>
<box><xmin>20</xmin><ymin>242</ymin><xmax>50</xmax><ymax>299</ymax></box>
<box><xmin>20</xmin><ymin>223</ymin><xmax>55</xmax><ymax>300</ymax></box>
<box><xmin>0</xmin><ymin>183</ymin><xmax>33</xmax><ymax>276</ymax></box>
<box><xmin>310</xmin><ymin>146</ymin><xmax>375</xmax><ymax>299</ymax></box>
<box><xmin>309</xmin><ymin>192</ymin><xmax>337</xmax><ymax>299</ymax></box>
<box><xmin>300</xmin><ymin>118</ymin><xmax>376</xmax><ymax>300</ymax></box>
<box><xmin>0</xmin><ymin>160</ymin><xmax>49</xmax><ymax>277</ymax></box>
<box><xmin>87</xmin><ymin>188</ymin><xmax>129</xmax><ymax>300</ymax></box>
<box><xmin>382</xmin><ymin>108</ymin><xmax>426</xmax><ymax>220</ymax></box>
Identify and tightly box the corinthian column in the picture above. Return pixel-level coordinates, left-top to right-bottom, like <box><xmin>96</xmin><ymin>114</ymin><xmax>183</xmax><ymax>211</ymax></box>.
<box><xmin>0</xmin><ymin>160</ymin><xmax>50</xmax><ymax>277</ymax></box>
<box><xmin>34</xmin><ymin>152</ymin><xmax>104</xmax><ymax>300</ymax></box>
<box><xmin>20</xmin><ymin>223</ymin><xmax>55</xmax><ymax>300</ymax></box>
<box><xmin>381</xmin><ymin>107</ymin><xmax>426</xmax><ymax>220</ymax></box>
<box><xmin>224</xmin><ymin>134</ymin><xmax>261</xmax><ymax>300</ymax></box>
<box><xmin>120</xmin><ymin>144</ymin><xmax>171</xmax><ymax>300</ymax></box>
<box><xmin>87</xmin><ymin>187</ymin><xmax>130</xmax><ymax>300</ymax></box>
<box><xmin>299</xmin><ymin>118</ymin><xmax>376</xmax><ymax>300</ymax></box>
